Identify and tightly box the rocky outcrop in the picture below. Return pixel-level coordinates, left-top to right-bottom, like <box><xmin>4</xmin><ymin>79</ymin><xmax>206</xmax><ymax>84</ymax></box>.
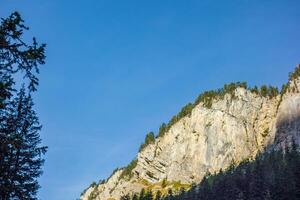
<box><xmin>81</xmin><ymin>66</ymin><xmax>300</xmax><ymax>200</ymax></box>
<box><xmin>274</xmin><ymin>77</ymin><xmax>300</xmax><ymax>148</ymax></box>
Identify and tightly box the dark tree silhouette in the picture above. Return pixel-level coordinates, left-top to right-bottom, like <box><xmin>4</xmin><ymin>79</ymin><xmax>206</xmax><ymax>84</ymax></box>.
<box><xmin>0</xmin><ymin>12</ymin><xmax>47</xmax><ymax>199</ymax></box>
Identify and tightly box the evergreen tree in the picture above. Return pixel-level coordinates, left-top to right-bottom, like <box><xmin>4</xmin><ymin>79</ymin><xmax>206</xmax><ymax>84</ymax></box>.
<box><xmin>291</xmin><ymin>141</ymin><xmax>300</xmax><ymax>199</ymax></box>
<box><xmin>132</xmin><ymin>193</ymin><xmax>139</xmax><ymax>200</ymax></box>
<box><xmin>0</xmin><ymin>87</ymin><xmax>47</xmax><ymax>199</ymax></box>
<box><xmin>144</xmin><ymin>190</ymin><xmax>153</xmax><ymax>200</ymax></box>
<box><xmin>0</xmin><ymin>12</ymin><xmax>47</xmax><ymax>199</ymax></box>
<box><xmin>249</xmin><ymin>159</ymin><xmax>268</xmax><ymax>200</ymax></box>
<box><xmin>139</xmin><ymin>188</ymin><xmax>146</xmax><ymax>200</ymax></box>
<box><xmin>0</xmin><ymin>12</ymin><xmax>45</xmax><ymax>106</ymax></box>
<box><xmin>139</xmin><ymin>132</ymin><xmax>155</xmax><ymax>151</ymax></box>
<box><xmin>260</xmin><ymin>85</ymin><xmax>268</xmax><ymax>97</ymax></box>
<box><xmin>166</xmin><ymin>189</ymin><xmax>173</xmax><ymax>200</ymax></box>
<box><xmin>155</xmin><ymin>190</ymin><xmax>162</xmax><ymax>200</ymax></box>
<box><xmin>121</xmin><ymin>194</ymin><xmax>131</xmax><ymax>200</ymax></box>
<box><xmin>152</xmin><ymin>145</ymin><xmax>300</xmax><ymax>200</ymax></box>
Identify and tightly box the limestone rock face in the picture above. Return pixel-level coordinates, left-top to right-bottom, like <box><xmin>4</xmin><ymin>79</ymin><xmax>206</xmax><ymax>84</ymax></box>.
<box><xmin>274</xmin><ymin>78</ymin><xmax>300</xmax><ymax>147</ymax></box>
<box><xmin>81</xmin><ymin>186</ymin><xmax>96</xmax><ymax>200</ymax></box>
<box><xmin>135</xmin><ymin>88</ymin><xmax>278</xmax><ymax>186</ymax></box>
<box><xmin>81</xmin><ymin>76</ymin><xmax>300</xmax><ymax>200</ymax></box>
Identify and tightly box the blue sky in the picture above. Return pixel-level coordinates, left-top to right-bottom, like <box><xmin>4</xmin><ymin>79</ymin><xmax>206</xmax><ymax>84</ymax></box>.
<box><xmin>1</xmin><ymin>0</ymin><xmax>300</xmax><ymax>199</ymax></box>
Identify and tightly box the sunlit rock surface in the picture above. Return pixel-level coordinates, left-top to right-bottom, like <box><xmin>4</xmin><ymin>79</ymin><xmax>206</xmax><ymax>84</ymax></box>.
<box><xmin>81</xmin><ymin>75</ymin><xmax>300</xmax><ymax>200</ymax></box>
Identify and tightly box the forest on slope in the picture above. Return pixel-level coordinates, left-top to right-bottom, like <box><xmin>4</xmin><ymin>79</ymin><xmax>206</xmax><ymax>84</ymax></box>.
<box><xmin>120</xmin><ymin>141</ymin><xmax>300</xmax><ymax>200</ymax></box>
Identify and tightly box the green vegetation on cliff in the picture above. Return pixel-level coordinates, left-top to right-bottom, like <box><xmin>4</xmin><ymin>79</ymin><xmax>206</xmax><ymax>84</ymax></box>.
<box><xmin>156</xmin><ymin>81</ymin><xmax>279</xmax><ymax>139</ymax></box>
<box><xmin>137</xmin><ymin>67</ymin><xmax>300</xmax><ymax>150</ymax></box>
<box><xmin>289</xmin><ymin>64</ymin><xmax>300</xmax><ymax>81</ymax></box>
<box><xmin>122</xmin><ymin>142</ymin><xmax>300</xmax><ymax>200</ymax></box>
<box><xmin>139</xmin><ymin>132</ymin><xmax>156</xmax><ymax>151</ymax></box>
<box><xmin>86</xmin><ymin>65</ymin><xmax>300</xmax><ymax>197</ymax></box>
<box><xmin>120</xmin><ymin>159</ymin><xmax>138</xmax><ymax>180</ymax></box>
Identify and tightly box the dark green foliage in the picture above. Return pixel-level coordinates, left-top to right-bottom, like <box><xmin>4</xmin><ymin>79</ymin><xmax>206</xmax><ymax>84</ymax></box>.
<box><xmin>139</xmin><ymin>132</ymin><xmax>155</xmax><ymax>152</ymax></box>
<box><xmin>0</xmin><ymin>12</ymin><xmax>46</xmax><ymax>108</ymax></box>
<box><xmin>195</xmin><ymin>82</ymin><xmax>248</xmax><ymax>107</ymax></box>
<box><xmin>161</xmin><ymin>178</ymin><xmax>167</xmax><ymax>188</ymax></box>
<box><xmin>195</xmin><ymin>90</ymin><xmax>217</xmax><ymax>108</ymax></box>
<box><xmin>120</xmin><ymin>159</ymin><xmax>138</xmax><ymax>180</ymax></box>
<box><xmin>155</xmin><ymin>191</ymin><xmax>162</xmax><ymax>200</ymax></box>
<box><xmin>156</xmin><ymin>82</ymin><xmax>255</xmax><ymax>139</ymax></box>
<box><xmin>224</xmin><ymin>82</ymin><xmax>248</xmax><ymax>93</ymax></box>
<box><xmin>132</xmin><ymin>193</ymin><xmax>139</xmax><ymax>200</ymax></box>
<box><xmin>0</xmin><ymin>88</ymin><xmax>47</xmax><ymax>199</ymax></box>
<box><xmin>167</xmin><ymin>189</ymin><xmax>173</xmax><ymax>200</ymax></box>
<box><xmin>83</xmin><ymin>181</ymin><xmax>98</xmax><ymax>199</ymax></box>
<box><xmin>81</xmin><ymin>182</ymin><xmax>98</xmax><ymax>197</ymax></box>
<box><xmin>0</xmin><ymin>12</ymin><xmax>47</xmax><ymax>199</ymax></box>
<box><xmin>90</xmin><ymin>182</ymin><xmax>97</xmax><ymax>188</ymax></box>
<box><xmin>281</xmin><ymin>64</ymin><xmax>300</xmax><ymax>95</ymax></box>
<box><xmin>288</xmin><ymin>64</ymin><xmax>300</xmax><ymax>81</ymax></box>
<box><xmin>121</xmin><ymin>194</ymin><xmax>131</xmax><ymax>200</ymax></box>
<box><xmin>281</xmin><ymin>83</ymin><xmax>288</xmax><ymax>95</ymax></box>
<box><xmin>121</xmin><ymin>143</ymin><xmax>300</xmax><ymax>200</ymax></box>
<box><xmin>144</xmin><ymin>190</ymin><xmax>154</xmax><ymax>200</ymax></box>
<box><xmin>157</xmin><ymin>103</ymin><xmax>194</xmax><ymax>138</ymax></box>
<box><xmin>153</xmin><ymin>81</ymin><xmax>281</xmax><ymax>140</ymax></box>
<box><xmin>260</xmin><ymin>85</ymin><xmax>268</xmax><ymax>97</ymax></box>
<box><xmin>251</xmin><ymin>86</ymin><xmax>259</xmax><ymax>95</ymax></box>
<box><xmin>157</xmin><ymin>123</ymin><xmax>167</xmax><ymax>138</ymax></box>
<box><xmin>106</xmin><ymin>168</ymin><xmax>120</xmax><ymax>182</ymax></box>
<box><xmin>139</xmin><ymin>188</ymin><xmax>146</xmax><ymax>200</ymax></box>
<box><xmin>267</xmin><ymin>86</ymin><xmax>279</xmax><ymax>98</ymax></box>
<box><xmin>170</xmin><ymin>103</ymin><xmax>194</xmax><ymax>124</ymax></box>
<box><xmin>259</xmin><ymin>85</ymin><xmax>279</xmax><ymax>98</ymax></box>
<box><xmin>119</xmin><ymin>66</ymin><xmax>299</xmax><ymax>195</ymax></box>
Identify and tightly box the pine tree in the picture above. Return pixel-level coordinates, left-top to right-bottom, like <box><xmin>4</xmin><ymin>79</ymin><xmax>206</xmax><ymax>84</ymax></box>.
<box><xmin>155</xmin><ymin>190</ymin><xmax>162</xmax><ymax>200</ymax></box>
<box><xmin>166</xmin><ymin>189</ymin><xmax>173</xmax><ymax>200</ymax></box>
<box><xmin>260</xmin><ymin>85</ymin><xmax>268</xmax><ymax>97</ymax></box>
<box><xmin>144</xmin><ymin>190</ymin><xmax>153</xmax><ymax>200</ymax></box>
<box><xmin>139</xmin><ymin>188</ymin><xmax>146</xmax><ymax>200</ymax></box>
<box><xmin>121</xmin><ymin>194</ymin><xmax>131</xmax><ymax>200</ymax></box>
<box><xmin>0</xmin><ymin>12</ymin><xmax>46</xmax><ymax>199</ymax></box>
<box><xmin>249</xmin><ymin>159</ymin><xmax>268</xmax><ymax>200</ymax></box>
<box><xmin>132</xmin><ymin>193</ymin><xmax>139</xmax><ymax>200</ymax></box>
<box><xmin>284</xmin><ymin>139</ymin><xmax>300</xmax><ymax>200</ymax></box>
<box><xmin>0</xmin><ymin>87</ymin><xmax>47</xmax><ymax>199</ymax></box>
<box><xmin>0</xmin><ymin>12</ymin><xmax>45</xmax><ymax>105</ymax></box>
<box><xmin>149</xmin><ymin>146</ymin><xmax>300</xmax><ymax>200</ymax></box>
<box><xmin>292</xmin><ymin>143</ymin><xmax>300</xmax><ymax>199</ymax></box>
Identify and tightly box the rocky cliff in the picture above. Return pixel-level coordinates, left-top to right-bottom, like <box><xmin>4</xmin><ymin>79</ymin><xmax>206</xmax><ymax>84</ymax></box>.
<box><xmin>81</xmin><ymin>66</ymin><xmax>300</xmax><ymax>200</ymax></box>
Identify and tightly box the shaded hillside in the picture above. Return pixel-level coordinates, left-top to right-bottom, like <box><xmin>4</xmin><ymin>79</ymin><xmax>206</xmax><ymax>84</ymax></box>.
<box><xmin>121</xmin><ymin>142</ymin><xmax>300</xmax><ymax>200</ymax></box>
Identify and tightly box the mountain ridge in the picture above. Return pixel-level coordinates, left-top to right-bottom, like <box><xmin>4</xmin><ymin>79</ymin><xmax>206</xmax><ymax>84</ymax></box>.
<box><xmin>81</xmin><ymin>65</ymin><xmax>300</xmax><ymax>200</ymax></box>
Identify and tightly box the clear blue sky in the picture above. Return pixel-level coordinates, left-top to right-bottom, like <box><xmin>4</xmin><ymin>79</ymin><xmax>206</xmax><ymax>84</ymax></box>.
<box><xmin>1</xmin><ymin>0</ymin><xmax>300</xmax><ymax>199</ymax></box>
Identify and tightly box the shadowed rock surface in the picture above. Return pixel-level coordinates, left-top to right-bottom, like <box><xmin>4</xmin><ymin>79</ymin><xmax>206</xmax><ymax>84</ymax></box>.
<box><xmin>81</xmin><ymin>67</ymin><xmax>300</xmax><ymax>200</ymax></box>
